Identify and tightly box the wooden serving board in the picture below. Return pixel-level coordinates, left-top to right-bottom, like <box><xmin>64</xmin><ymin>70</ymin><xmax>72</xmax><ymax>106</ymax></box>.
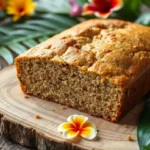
<box><xmin>0</xmin><ymin>66</ymin><xmax>144</xmax><ymax>150</ymax></box>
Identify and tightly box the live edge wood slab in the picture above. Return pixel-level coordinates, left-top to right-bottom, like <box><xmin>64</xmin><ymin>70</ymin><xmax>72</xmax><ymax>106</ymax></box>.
<box><xmin>0</xmin><ymin>66</ymin><xmax>144</xmax><ymax>150</ymax></box>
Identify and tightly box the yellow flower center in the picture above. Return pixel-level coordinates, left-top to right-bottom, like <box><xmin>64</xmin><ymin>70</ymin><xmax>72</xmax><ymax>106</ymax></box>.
<box><xmin>6</xmin><ymin>0</ymin><xmax>36</xmax><ymax>21</ymax></box>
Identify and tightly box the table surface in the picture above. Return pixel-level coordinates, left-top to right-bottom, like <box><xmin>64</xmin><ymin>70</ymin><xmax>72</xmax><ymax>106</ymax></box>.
<box><xmin>0</xmin><ymin>57</ymin><xmax>33</xmax><ymax>150</ymax></box>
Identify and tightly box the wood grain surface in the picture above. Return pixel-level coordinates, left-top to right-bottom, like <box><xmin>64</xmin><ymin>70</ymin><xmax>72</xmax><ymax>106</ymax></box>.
<box><xmin>0</xmin><ymin>57</ymin><xmax>26</xmax><ymax>150</ymax></box>
<box><xmin>0</xmin><ymin>66</ymin><xmax>144</xmax><ymax>150</ymax></box>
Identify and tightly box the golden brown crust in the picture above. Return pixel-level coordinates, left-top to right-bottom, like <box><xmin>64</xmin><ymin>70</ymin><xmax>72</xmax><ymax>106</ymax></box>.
<box><xmin>16</xmin><ymin>19</ymin><xmax>150</xmax><ymax>88</ymax></box>
<box><xmin>115</xmin><ymin>68</ymin><xmax>150</xmax><ymax>122</ymax></box>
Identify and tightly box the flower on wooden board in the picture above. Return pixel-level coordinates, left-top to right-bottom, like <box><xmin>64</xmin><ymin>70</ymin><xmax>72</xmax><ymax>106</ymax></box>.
<box><xmin>7</xmin><ymin>0</ymin><xmax>36</xmax><ymax>21</ymax></box>
<box><xmin>69</xmin><ymin>0</ymin><xmax>82</xmax><ymax>16</ymax></box>
<box><xmin>83</xmin><ymin>0</ymin><xmax>124</xmax><ymax>18</ymax></box>
<box><xmin>58</xmin><ymin>114</ymin><xmax>97</xmax><ymax>140</ymax></box>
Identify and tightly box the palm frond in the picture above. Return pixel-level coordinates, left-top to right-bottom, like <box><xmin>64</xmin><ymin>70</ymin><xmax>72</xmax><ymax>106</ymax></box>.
<box><xmin>0</xmin><ymin>13</ymin><xmax>79</xmax><ymax>66</ymax></box>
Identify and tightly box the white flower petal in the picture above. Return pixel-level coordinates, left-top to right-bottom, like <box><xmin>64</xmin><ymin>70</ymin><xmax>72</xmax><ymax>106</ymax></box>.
<box><xmin>95</xmin><ymin>11</ymin><xmax>112</xmax><ymax>19</ymax></box>
<box><xmin>67</xmin><ymin>114</ymin><xmax>88</xmax><ymax>127</ymax></box>
<box><xmin>80</xmin><ymin>127</ymin><xmax>97</xmax><ymax>140</ymax></box>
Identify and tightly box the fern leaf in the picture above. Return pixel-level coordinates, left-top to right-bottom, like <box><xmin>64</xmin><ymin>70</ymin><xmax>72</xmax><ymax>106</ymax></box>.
<box><xmin>0</xmin><ymin>47</ymin><xmax>13</xmax><ymax>65</ymax></box>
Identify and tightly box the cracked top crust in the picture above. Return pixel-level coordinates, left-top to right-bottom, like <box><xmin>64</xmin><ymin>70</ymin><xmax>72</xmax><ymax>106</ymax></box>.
<box><xmin>16</xmin><ymin>19</ymin><xmax>150</xmax><ymax>87</ymax></box>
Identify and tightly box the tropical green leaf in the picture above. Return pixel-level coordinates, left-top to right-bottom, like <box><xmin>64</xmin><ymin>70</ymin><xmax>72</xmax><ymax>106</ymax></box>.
<box><xmin>136</xmin><ymin>13</ymin><xmax>150</xmax><ymax>26</ymax></box>
<box><xmin>138</xmin><ymin>97</ymin><xmax>150</xmax><ymax>150</ymax></box>
<box><xmin>0</xmin><ymin>13</ymin><xmax>79</xmax><ymax>66</ymax></box>
<box><xmin>0</xmin><ymin>47</ymin><xmax>13</xmax><ymax>65</ymax></box>
<box><xmin>0</xmin><ymin>12</ymin><xmax>7</xmax><ymax>20</ymax></box>
<box><xmin>142</xmin><ymin>0</ymin><xmax>150</xmax><ymax>8</ymax></box>
<box><xmin>76</xmin><ymin>0</ymin><xmax>88</xmax><ymax>6</ymax></box>
<box><xmin>7</xmin><ymin>43</ymin><xmax>27</xmax><ymax>54</ymax></box>
<box><xmin>36</xmin><ymin>0</ymin><xmax>71</xmax><ymax>14</ymax></box>
<box><xmin>0</xmin><ymin>27</ymin><xmax>13</xmax><ymax>35</ymax></box>
<box><xmin>34</xmin><ymin>14</ymin><xmax>79</xmax><ymax>27</ymax></box>
<box><xmin>22</xmin><ymin>39</ymin><xmax>38</xmax><ymax>47</ymax></box>
<box><xmin>142</xmin><ymin>145</ymin><xmax>150</xmax><ymax>150</ymax></box>
<box><xmin>37</xmin><ymin>36</ymin><xmax>49</xmax><ymax>43</ymax></box>
<box><xmin>116</xmin><ymin>0</ymin><xmax>142</xmax><ymax>21</ymax></box>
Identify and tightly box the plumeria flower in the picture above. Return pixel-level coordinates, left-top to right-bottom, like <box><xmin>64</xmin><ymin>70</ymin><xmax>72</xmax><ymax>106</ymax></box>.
<box><xmin>7</xmin><ymin>0</ymin><xmax>36</xmax><ymax>21</ymax></box>
<box><xmin>69</xmin><ymin>0</ymin><xmax>82</xmax><ymax>16</ymax></box>
<box><xmin>58</xmin><ymin>114</ymin><xmax>97</xmax><ymax>140</ymax></box>
<box><xmin>83</xmin><ymin>0</ymin><xmax>124</xmax><ymax>18</ymax></box>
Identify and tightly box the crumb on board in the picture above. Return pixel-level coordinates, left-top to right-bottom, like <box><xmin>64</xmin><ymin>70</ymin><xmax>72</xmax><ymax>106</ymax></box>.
<box><xmin>97</xmin><ymin>129</ymin><xmax>99</xmax><ymax>132</ymax></box>
<box><xmin>61</xmin><ymin>106</ymin><xmax>67</xmax><ymax>109</ymax></box>
<box><xmin>127</xmin><ymin>135</ymin><xmax>132</xmax><ymax>141</ymax></box>
<box><xmin>24</xmin><ymin>95</ymin><xmax>29</xmax><ymax>98</ymax></box>
<box><xmin>124</xmin><ymin>124</ymin><xmax>129</xmax><ymax>128</ymax></box>
<box><xmin>35</xmin><ymin>114</ymin><xmax>40</xmax><ymax>119</ymax></box>
<box><xmin>52</xmin><ymin>109</ymin><xmax>55</xmax><ymax>111</ymax></box>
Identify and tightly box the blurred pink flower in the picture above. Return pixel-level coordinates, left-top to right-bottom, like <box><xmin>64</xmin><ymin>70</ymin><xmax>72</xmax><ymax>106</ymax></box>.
<box><xmin>69</xmin><ymin>0</ymin><xmax>82</xmax><ymax>16</ymax></box>
<box><xmin>83</xmin><ymin>0</ymin><xmax>124</xmax><ymax>18</ymax></box>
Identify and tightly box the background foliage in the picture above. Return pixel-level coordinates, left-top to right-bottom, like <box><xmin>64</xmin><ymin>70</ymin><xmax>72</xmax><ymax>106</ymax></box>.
<box><xmin>138</xmin><ymin>97</ymin><xmax>150</xmax><ymax>150</ymax></box>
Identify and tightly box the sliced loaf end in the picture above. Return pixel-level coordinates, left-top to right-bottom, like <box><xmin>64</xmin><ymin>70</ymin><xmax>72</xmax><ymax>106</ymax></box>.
<box><xmin>15</xmin><ymin>56</ymin><xmax>123</xmax><ymax>122</ymax></box>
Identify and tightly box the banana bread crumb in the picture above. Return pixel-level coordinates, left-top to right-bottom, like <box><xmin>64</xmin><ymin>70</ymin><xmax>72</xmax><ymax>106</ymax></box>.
<box><xmin>24</xmin><ymin>95</ymin><xmax>29</xmax><ymax>99</ymax></box>
<box><xmin>35</xmin><ymin>114</ymin><xmax>40</xmax><ymax>119</ymax></box>
<box><xmin>124</xmin><ymin>124</ymin><xmax>129</xmax><ymax>128</ymax></box>
<box><xmin>127</xmin><ymin>135</ymin><xmax>132</xmax><ymax>141</ymax></box>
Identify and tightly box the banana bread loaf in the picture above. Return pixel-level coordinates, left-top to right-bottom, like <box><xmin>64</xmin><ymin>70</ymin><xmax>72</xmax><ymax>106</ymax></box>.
<box><xmin>15</xmin><ymin>19</ymin><xmax>150</xmax><ymax>122</ymax></box>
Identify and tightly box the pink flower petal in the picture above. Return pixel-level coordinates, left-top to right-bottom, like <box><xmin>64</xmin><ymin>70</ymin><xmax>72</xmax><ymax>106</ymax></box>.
<box><xmin>69</xmin><ymin>0</ymin><xmax>82</xmax><ymax>16</ymax></box>
<box><xmin>70</xmin><ymin>4</ymin><xmax>82</xmax><ymax>16</ymax></box>
<box><xmin>69</xmin><ymin>0</ymin><xmax>76</xmax><ymax>6</ymax></box>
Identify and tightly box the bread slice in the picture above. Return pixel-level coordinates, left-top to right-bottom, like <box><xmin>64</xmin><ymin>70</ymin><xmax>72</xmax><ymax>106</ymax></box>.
<box><xmin>15</xmin><ymin>19</ymin><xmax>150</xmax><ymax>122</ymax></box>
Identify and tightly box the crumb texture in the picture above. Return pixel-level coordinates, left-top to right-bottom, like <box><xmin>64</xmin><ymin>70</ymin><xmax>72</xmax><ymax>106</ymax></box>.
<box><xmin>17</xmin><ymin>60</ymin><xmax>121</xmax><ymax>121</ymax></box>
